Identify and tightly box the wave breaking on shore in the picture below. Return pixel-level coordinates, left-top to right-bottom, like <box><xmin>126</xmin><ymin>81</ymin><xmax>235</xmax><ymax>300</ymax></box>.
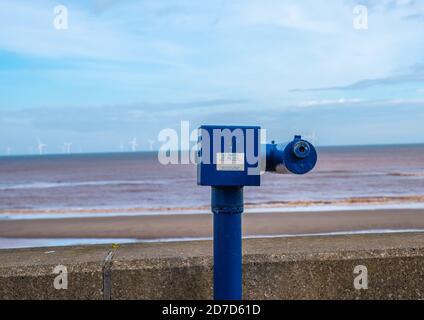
<box><xmin>1</xmin><ymin>195</ymin><xmax>424</xmax><ymax>217</ymax></box>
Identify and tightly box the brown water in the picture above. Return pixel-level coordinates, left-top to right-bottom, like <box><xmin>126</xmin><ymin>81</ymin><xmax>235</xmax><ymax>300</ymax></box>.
<box><xmin>0</xmin><ymin>145</ymin><xmax>423</xmax><ymax>214</ymax></box>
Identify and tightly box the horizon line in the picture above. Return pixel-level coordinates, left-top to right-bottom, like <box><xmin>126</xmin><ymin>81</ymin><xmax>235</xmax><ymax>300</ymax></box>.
<box><xmin>1</xmin><ymin>142</ymin><xmax>424</xmax><ymax>158</ymax></box>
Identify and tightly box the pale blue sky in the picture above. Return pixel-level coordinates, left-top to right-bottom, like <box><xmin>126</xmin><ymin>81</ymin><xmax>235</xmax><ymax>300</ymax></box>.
<box><xmin>1</xmin><ymin>0</ymin><xmax>424</xmax><ymax>154</ymax></box>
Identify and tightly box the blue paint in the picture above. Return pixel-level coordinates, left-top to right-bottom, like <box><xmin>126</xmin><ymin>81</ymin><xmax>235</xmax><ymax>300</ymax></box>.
<box><xmin>197</xmin><ymin>125</ymin><xmax>261</xmax><ymax>187</ymax></box>
<box><xmin>212</xmin><ymin>186</ymin><xmax>243</xmax><ymax>300</ymax></box>
<box><xmin>265</xmin><ymin>135</ymin><xmax>318</xmax><ymax>175</ymax></box>
<box><xmin>198</xmin><ymin>125</ymin><xmax>317</xmax><ymax>300</ymax></box>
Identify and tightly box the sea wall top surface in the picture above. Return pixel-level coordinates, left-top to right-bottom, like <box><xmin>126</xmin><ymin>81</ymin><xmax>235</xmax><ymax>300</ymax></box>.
<box><xmin>1</xmin><ymin>233</ymin><xmax>424</xmax><ymax>299</ymax></box>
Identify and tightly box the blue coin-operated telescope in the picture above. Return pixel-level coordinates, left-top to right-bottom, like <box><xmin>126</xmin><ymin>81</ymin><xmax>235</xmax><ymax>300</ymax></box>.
<box><xmin>197</xmin><ymin>125</ymin><xmax>317</xmax><ymax>300</ymax></box>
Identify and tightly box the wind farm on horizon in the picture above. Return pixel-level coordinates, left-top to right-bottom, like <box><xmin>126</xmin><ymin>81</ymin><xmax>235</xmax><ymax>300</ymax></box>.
<box><xmin>1</xmin><ymin>137</ymin><xmax>159</xmax><ymax>157</ymax></box>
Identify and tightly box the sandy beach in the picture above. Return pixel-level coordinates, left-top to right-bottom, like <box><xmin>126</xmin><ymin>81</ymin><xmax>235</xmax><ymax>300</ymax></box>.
<box><xmin>1</xmin><ymin>208</ymin><xmax>424</xmax><ymax>240</ymax></box>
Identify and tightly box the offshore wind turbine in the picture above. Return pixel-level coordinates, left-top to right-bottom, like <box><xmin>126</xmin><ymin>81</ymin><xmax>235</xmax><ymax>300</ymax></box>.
<box><xmin>148</xmin><ymin>139</ymin><xmax>155</xmax><ymax>151</ymax></box>
<box><xmin>129</xmin><ymin>137</ymin><xmax>138</xmax><ymax>152</ymax></box>
<box><xmin>63</xmin><ymin>142</ymin><xmax>72</xmax><ymax>154</ymax></box>
<box><xmin>5</xmin><ymin>146</ymin><xmax>11</xmax><ymax>156</ymax></box>
<box><xmin>37</xmin><ymin>139</ymin><xmax>47</xmax><ymax>155</ymax></box>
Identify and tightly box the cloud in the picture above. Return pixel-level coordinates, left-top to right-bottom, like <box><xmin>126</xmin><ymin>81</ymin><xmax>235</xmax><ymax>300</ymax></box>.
<box><xmin>2</xmin><ymin>97</ymin><xmax>424</xmax><ymax>152</ymax></box>
<box><xmin>2</xmin><ymin>0</ymin><xmax>424</xmax><ymax>150</ymax></box>
<box><xmin>403</xmin><ymin>13</ymin><xmax>424</xmax><ymax>21</ymax></box>
<box><xmin>296</xmin><ymin>98</ymin><xmax>362</xmax><ymax>107</ymax></box>
<box><xmin>0</xmin><ymin>1</ymin><xmax>190</xmax><ymax>64</ymax></box>
<box><xmin>232</xmin><ymin>1</ymin><xmax>338</xmax><ymax>33</ymax></box>
<box><xmin>290</xmin><ymin>64</ymin><xmax>424</xmax><ymax>92</ymax></box>
<box><xmin>299</xmin><ymin>97</ymin><xmax>424</xmax><ymax>109</ymax></box>
<box><xmin>93</xmin><ymin>0</ymin><xmax>119</xmax><ymax>8</ymax></box>
<box><xmin>0</xmin><ymin>98</ymin><xmax>250</xmax><ymax>132</ymax></box>
<box><xmin>345</xmin><ymin>0</ymin><xmax>417</xmax><ymax>12</ymax></box>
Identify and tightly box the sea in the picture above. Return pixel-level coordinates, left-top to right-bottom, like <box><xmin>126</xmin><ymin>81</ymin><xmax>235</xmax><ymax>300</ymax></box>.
<box><xmin>1</xmin><ymin>144</ymin><xmax>423</xmax><ymax>215</ymax></box>
<box><xmin>1</xmin><ymin>144</ymin><xmax>424</xmax><ymax>248</ymax></box>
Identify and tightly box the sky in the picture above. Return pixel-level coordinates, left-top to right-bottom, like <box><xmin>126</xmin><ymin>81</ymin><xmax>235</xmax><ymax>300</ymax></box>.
<box><xmin>0</xmin><ymin>0</ymin><xmax>424</xmax><ymax>154</ymax></box>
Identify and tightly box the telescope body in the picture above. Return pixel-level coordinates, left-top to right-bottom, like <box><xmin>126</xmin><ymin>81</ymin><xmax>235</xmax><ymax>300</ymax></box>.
<box><xmin>197</xmin><ymin>125</ymin><xmax>318</xmax><ymax>300</ymax></box>
<box><xmin>197</xmin><ymin>126</ymin><xmax>317</xmax><ymax>187</ymax></box>
<box><xmin>265</xmin><ymin>135</ymin><xmax>317</xmax><ymax>175</ymax></box>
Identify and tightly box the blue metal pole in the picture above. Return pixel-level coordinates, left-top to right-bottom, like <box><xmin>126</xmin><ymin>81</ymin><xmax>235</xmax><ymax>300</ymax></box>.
<box><xmin>211</xmin><ymin>186</ymin><xmax>243</xmax><ymax>300</ymax></box>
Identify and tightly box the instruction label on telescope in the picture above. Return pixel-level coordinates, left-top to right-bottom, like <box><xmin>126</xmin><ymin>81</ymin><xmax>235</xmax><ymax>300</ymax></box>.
<box><xmin>216</xmin><ymin>153</ymin><xmax>245</xmax><ymax>171</ymax></box>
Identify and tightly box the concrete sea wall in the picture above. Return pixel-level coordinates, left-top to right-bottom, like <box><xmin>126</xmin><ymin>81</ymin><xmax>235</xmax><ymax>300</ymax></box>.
<box><xmin>1</xmin><ymin>233</ymin><xmax>424</xmax><ymax>299</ymax></box>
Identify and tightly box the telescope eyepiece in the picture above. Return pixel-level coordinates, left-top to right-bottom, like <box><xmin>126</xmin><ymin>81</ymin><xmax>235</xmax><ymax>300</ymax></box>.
<box><xmin>293</xmin><ymin>140</ymin><xmax>310</xmax><ymax>159</ymax></box>
<box><xmin>265</xmin><ymin>135</ymin><xmax>317</xmax><ymax>175</ymax></box>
